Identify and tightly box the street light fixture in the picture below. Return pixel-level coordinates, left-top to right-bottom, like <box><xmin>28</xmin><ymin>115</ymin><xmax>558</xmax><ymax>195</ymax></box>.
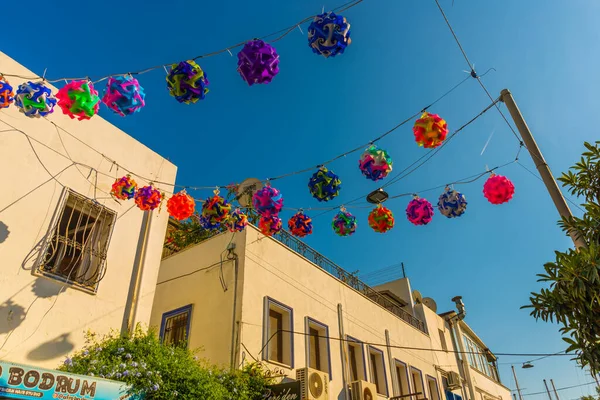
<box><xmin>522</xmin><ymin>362</ymin><xmax>534</xmax><ymax>369</ymax></box>
<box><xmin>366</xmin><ymin>188</ymin><xmax>389</xmax><ymax>204</ymax></box>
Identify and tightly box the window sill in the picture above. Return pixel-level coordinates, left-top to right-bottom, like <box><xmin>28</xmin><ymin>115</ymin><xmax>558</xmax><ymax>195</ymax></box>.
<box><xmin>33</xmin><ymin>270</ymin><xmax>98</xmax><ymax>295</ymax></box>
<box><xmin>265</xmin><ymin>359</ymin><xmax>293</xmax><ymax>370</ymax></box>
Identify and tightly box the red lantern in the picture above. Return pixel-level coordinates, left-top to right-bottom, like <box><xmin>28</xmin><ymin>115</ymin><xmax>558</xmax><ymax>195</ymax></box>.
<box><xmin>483</xmin><ymin>174</ymin><xmax>515</xmax><ymax>205</ymax></box>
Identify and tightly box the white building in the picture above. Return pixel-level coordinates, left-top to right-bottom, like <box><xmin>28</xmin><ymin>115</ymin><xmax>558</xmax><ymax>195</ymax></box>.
<box><xmin>151</xmin><ymin>225</ymin><xmax>511</xmax><ymax>400</ymax></box>
<box><xmin>0</xmin><ymin>51</ymin><xmax>177</xmax><ymax>368</ymax></box>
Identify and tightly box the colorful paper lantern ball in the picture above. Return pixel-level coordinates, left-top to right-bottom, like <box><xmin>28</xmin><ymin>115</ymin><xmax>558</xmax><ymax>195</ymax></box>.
<box><xmin>307</xmin><ymin>12</ymin><xmax>352</xmax><ymax>58</ymax></box>
<box><xmin>359</xmin><ymin>145</ymin><xmax>393</xmax><ymax>181</ymax></box>
<box><xmin>56</xmin><ymin>80</ymin><xmax>100</xmax><ymax>120</ymax></box>
<box><xmin>483</xmin><ymin>174</ymin><xmax>515</xmax><ymax>205</ymax></box>
<box><xmin>308</xmin><ymin>167</ymin><xmax>342</xmax><ymax>202</ymax></box>
<box><xmin>102</xmin><ymin>75</ymin><xmax>146</xmax><ymax>116</ymax></box>
<box><xmin>252</xmin><ymin>185</ymin><xmax>283</xmax><ymax>216</ymax></box>
<box><xmin>200</xmin><ymin>194</ymin><xmax>231</xmax><ymax>229</ymax></box>
<box><xmin>167</xmin><ymin>191</ymin><xmax>196</xmax><ymax>221</ymax></box>
<box><xmin>259</xmin><ymin>215</ymin><xmax>282</xmax><ymax>237</ymax></box>
<box><xmin>438</xmin><ymin>187</ymin><xmax>467</xmax><ymax>218</ymax></box>
<box><xmin>111</xmin><ymin>175</ymin><xmax>138</xmax><ymax>200</ymax></box>
<box><xmin>237</xmin><ymin>40</ymin><xmax>280</xmax><ymax>86</ymax></box>
<box><xmin>14</xmin><ymin>81</ymin><xmax>57</xmax><ymax>118</ymax></box>
<box><xmin>226</xmin><ymin>209</ymin><xmax>249</xmax><ymax>232</ymax></box>
<box><xmin>332</xmin><ymin>209</ymin><xmax>357</xmax><ymax>236</ymax></box>
<box><xmin>406</xmin><ymin>197</ymin><xmax>434</xmax><ymax>226</ymax></box>
<box><xmin>413</xmin><ymin>112</ymin><xmax>448</xmax><ymax>149</ymax></box>
<box><xmin>0</xmin><ymin>77</ymin><xmax>15</xmax><ymax>109</ymax></box>
<box><xmin>368</xmin><ymin>205</ymin><xmax>395</xmax><ymax>233</ymax></box>
<box><xmin>288</xmin><ymin>211</ymin><xmax>313</xmax><ymax>238</ymax></box>
<box><xmin>134</xmin><ymin>186</ymin><xmax>162</xmax><ymax>211</ymax></box>
<box><xmin>166</xmin><ymin>60</ymin><xmax>209</xmax><ymax>104</ymax></box>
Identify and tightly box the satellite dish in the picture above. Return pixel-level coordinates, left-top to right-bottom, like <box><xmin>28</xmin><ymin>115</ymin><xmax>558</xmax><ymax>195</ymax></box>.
<box><xmin>412</xmin><ymin>290</ymin><xmax>423</xmax><ymax>304</ymax></box>
<box><xmin>423</xmin><ymin>297</ymin><xmax>438</xmax><ymax>312</ymax></box>
<box><xmin>236</xmin><ymin>178</ymin><xmax>262</xmax><ymax>207</ymax></box>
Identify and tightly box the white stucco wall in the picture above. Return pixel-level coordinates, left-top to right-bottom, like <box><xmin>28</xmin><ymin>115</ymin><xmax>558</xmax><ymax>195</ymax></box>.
<box><xmin>0</xmin><ymin>51</ymin><xmax>177</xmax><ymax>368</ymax></box>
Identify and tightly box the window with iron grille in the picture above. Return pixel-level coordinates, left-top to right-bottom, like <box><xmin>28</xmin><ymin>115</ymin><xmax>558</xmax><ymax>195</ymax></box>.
<box><xmin>160</xmin><ymin>305</ymin><xmax>193</xmax><ymax>347</ymax></box>
<box><xmin>35</xmin><ymin>189</ymin><xmax>116</xmax><ymax>294</ymax></box>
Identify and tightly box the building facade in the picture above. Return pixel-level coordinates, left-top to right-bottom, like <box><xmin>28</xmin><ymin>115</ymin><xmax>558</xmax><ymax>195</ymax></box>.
<box><xmin>151</xmin><ymin>226</ymin><xmax>511</xmax><ymax>400</ymax></box>
<box><xmin>0</xmin><ymin>51</ymin><xmax>177</xmax><ymax>368</ymax></box>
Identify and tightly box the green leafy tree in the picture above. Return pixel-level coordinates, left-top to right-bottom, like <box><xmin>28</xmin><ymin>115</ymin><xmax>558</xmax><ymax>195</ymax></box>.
<box><xmin>525</xmin><ymin>141</ymin><xmax>600</xmax><ymax>376</ymax></box>
<box><xmin>58</xmin><ymin>327</ymin><xmax>273</xmax><ymax>400</ymax></box>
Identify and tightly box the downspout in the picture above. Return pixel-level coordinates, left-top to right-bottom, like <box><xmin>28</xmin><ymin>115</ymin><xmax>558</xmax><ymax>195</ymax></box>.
<box><xmin>229</xmin><ymin>244</ymin><xmax>240</xmax><ymax>370</ymax></box>
<box><xmin>338</xmin><ymin>303</ymin><xmax>350</xmax><ymax>400</ymax></box>
<box><xmin>386</xmin><ymin>329</ymin><xmax>399</xmax><ymax>396</ymax></box>
<box><xmin>121</xmin><ymin>210</ymin><xmax>153</xmax><ymax>337</ymax></box>
<box><xmin>448</xmin><ymin>319</ymin><xmax>476</xmax><ymax>400</ymax></box>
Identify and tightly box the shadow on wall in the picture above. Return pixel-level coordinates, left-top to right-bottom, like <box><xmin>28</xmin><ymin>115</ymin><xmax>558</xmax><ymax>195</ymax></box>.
<box><xmin>27</xmin><ymin>333</ymin><xmax>75</xmax><ymax>362</ymax></box>
<box><xmin>0</xmin><ymin>221</ymin><xmax>9</xmax><ymax>243</ymax></box>
<box><xmin>0</xmin><ymin>299</ymin><xmax>26</xmax><ymax>335</ymax></box>
<box><xmin>31</xmin><ymin>277</ymin><xmax>65</xmax><ymax>298</ymax></box>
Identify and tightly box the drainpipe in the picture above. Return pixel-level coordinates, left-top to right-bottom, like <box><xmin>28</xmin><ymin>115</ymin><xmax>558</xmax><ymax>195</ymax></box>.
<box><xmin>386</xmin><ymin>330</ymin><xmax>399</xmax><ymax>396</ymax></box>
<box><xmin>121</xmin><ymin>210</ymin><xmax>153</xmax><ymax>337</ymax></box>
<box><xmin>450</xmin><ymin>320</ymin><xmax>476</xmax><ymax>400</ymax></box>
<box><xmin>338</xmin><ymin>303</ymin><xmax>350</xmax><ymax>400</ymax></box>
<box><xmin>229</xmin><ymin>243</ymin><xmax>240</xmax><ymax>370</ymax></box>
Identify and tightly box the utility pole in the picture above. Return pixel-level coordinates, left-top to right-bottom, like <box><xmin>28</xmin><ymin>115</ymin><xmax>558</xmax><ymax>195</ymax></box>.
<box><xmin>512</xmin><ymin>366</ymin><xmax>524</xmax><ymax>400</ymax></box>
<box><xmin>500</xmin><ymin>89</ymin><xmax>587</xmax><ymax>249</ymax></box>
<box><xmin>543</xmin><ymin>380</ymin><xmax>553</xmax><ymax>400</ymax></box>
<box><xmin>550</xmin><ymin>379</ymin><xmax>560</xmax><ymax>400</ymax></box>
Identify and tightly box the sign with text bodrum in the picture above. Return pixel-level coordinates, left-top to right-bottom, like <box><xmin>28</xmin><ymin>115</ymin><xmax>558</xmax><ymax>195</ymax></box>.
<box><xmin>0</xmin><ymin>361</ymin><xmax>142</xmax><ymax>400</ymax></box>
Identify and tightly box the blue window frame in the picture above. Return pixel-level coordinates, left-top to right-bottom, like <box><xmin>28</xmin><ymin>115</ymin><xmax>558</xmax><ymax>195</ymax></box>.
<box><xmin>368</xmin><ymin>346</ymin><xmax>389</xmax><ymax>396</ymax></box>
<box><xmin>305</xmin><ymin>317</ymin><xmax>332</xmax><ymax>380</ymax></box>
<box><xmin>347</xmin><ymin>335</ymin><xmax>367</xmax><ymax>382</ymax></box>
<box><xmin>262</xmin><ymin>297</ymin><xmax>294</xmax><ymax>367</ymax></box>
<box><xmin>410</xmin><ymin>366</ymin><xmax>426</xmax><ymax>400</ymax></box>
<box><xmin>395</xmin><ymin>359</ymin><xmax>411</xmax><ymax>397</ymax></box>
<box><xmin>159</xmin><ymin>304</ymin><xmax>192</xmax><ymax>347</ymax></box>
<box><xmin>427</xmin><ymin>374</ymin><xmax>441</xmax><ymax>400</ymax></box>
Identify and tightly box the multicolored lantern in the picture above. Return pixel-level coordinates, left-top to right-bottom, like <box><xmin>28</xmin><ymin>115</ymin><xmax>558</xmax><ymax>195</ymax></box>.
<box><xmin>359</xmin><ymin>145</ymin><xmax>393</xmax><ymax>181</ymax></box>
<box><xmin>14</xmin><ymin>81</ymin><xmax>57</xmax><ymax>118</ymax></box>
<box><xmin>307</xmin><ymin>11</ymin><xmax>351</xmax><ymax>58</ymax></box>
<box><xmin>406</xmin><ymin>196</ymin><xmax>434</xmax><ymax>225</ymax></box>
<box><xmin>368</xmin><ymin>204</ymin><xmax>395</xmax><ymax>233</ymax></box>
<box><xmin>438</xmin><ymin>187</ymin><xmax>467</xmax><ymax>218</ymax></box>
<box><xmin>102</xmin><ymin>75</ymin><xmax>146</xmax><ymax>116</ymax></box>
<box><xmin>413</xmin><ymin>112</ymin><xmax>448</xmax><ymax>149</ymax></box>
<box><xmin>308</xmin><ymin>167</ymin><xmax>342</xmax><ymax>202</ymax></box>
<box><xmin>226</xmin><ymin>209</ymin><xmax>248</xmax><ymax>232</ymax></box>
<box><xmin>332</xmin><ymin>207</ymin><xmax>357</xmax><ymax>236</ymax></box>
<box><xmin>166</xmin><ymin>60</ymin><xmax>209</xmax><ymax>104</ymax></box>
<box><xmin>252</xmin><ymin>184</ymin><xmax>283</xmax><ymax>216</ymax></box>
<box><xmin>200</xmin><ymin>190</ymin><xmax>231</xmax><ymax>228</ymax></box>
<box><xmin>259</xmin><ymin>215</ymin><xmax>282</xmax><ymax>236</ymax></box>
<box><xmin>134</xmin><ymin>185</ymin><xmax>163</xmax><ymax>211</ymax></box>
<box><xmin>237</xmin><ymin>40</ymin><xmax>280</xmax><ymax>86</ymax></box>
<box><xmin>110</xmin><ymin>175</ymin><xmax>137</xmax><ymax>200</ymax></box>
<box><xmin>56</xmin><ymin>80</ymin><xmax>100</xmax><ymax>120</ymax></box>
<box><xmin>288</xmin><ymin>211</ymin><xmax>313</xmax><ymax>238</ymax></box>
<box><xmin>167</xmin><ymin>190</ymin><xmax>196</xmax><ymax>221</ymax></box>
<box><xmin>483</xmin><ymin>173</ymin><xmax>515</xmax><ymax>205</ymax></box>
<box><xmin>0</xmin><ymin>77</ymin><xmax>14</xmax><ymax>109</ymax></box>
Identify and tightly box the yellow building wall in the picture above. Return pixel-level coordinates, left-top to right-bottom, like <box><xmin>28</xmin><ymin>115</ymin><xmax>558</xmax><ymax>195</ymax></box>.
<box><xmin>0</xmin><ymin>51</ymin><xmax>177</xmax><ymax>368</ymax></box>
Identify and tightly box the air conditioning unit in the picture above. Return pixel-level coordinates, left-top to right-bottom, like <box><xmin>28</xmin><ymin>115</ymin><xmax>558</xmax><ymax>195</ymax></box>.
<box><xmin>296</xmin><ymin>368</ymin><xmax>329</xmax><ymax>400</ymax></box>
<box><xmin>350</xmin><ymin>380</ymin><xmax>377</xmax><ymax>400</ymax></box>
<box><xmin>447</xmin><ymin>371</ymin><xmax>461</xmax><ymax>389</ymax></box>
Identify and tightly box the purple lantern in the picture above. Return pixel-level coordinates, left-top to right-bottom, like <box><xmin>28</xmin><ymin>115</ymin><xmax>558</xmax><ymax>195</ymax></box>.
<box><xmin>237</xmin><ymin>40</ymin><xmax>280</xmax><ymax>86</ymax></box>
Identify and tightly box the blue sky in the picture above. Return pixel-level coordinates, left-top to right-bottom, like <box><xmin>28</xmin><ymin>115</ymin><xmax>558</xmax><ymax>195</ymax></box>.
<box><xmin>2</xmin><ymin>0</ymin><xmax>599</xmax><ymax>397</ymax></box>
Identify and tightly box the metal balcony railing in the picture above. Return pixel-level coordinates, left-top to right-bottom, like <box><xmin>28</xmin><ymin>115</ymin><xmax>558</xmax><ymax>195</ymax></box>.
<box><xmin>272</xmin><ymin>230</ymin><xmax>428</xmax><ymax>334</ymax></box>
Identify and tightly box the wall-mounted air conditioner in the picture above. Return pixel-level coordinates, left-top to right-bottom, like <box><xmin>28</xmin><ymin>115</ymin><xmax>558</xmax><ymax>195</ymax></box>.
<box><xmin>447</xmin><ymin>371</ymin><xmax>461</xmax><ymax>389</ymax></box>
<box><xmin>350</xmin><ymin>380</ymin><xmax>377</xmax><ymax>400</ymax></box>
<box><xmin>296</xmin><ymin>367</ymin><xmax>329</xmax><ymax>400</ymax></box>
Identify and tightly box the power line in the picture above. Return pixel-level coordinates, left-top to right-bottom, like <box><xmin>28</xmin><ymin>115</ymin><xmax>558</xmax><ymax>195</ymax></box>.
<box><xmin>522</xmin><ymin>382</ymin><xmax>597</xmax><ymax>397</ymax></box>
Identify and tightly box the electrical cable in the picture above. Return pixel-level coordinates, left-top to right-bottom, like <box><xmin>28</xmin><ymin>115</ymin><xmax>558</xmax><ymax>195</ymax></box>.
<box><xmin>156</xmin><ymin>259</ymin><xmax>233</xmax><ymax>285</ymax></box>
<box><xmin>522</xmin><ymin>381</ymin><xmax>597</xmax><ymax>397</ymax></box>
<box><xmin>0</xmin><ymin>0</ymin><xmax>365</xmax><ymax>84</ymax></box>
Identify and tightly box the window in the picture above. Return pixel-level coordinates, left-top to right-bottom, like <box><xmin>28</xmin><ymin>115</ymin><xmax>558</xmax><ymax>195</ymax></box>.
<box><xmin>427</xmin><ymin>375</ymin><xmax>441</xmax><ymax>400</ymax></box>
<box><xmin>395</xmin><ymin>360</ymin><xmax>411</xmax><ymax>397</ymax></box>
<box><xmin>35</xmin><ymin>189</ymin><xmax>116</xmax><ymax>293</ymax></box>
<box><xmin>439</xmin><ymin>329</ymin><xmax>448</xmax><ymax>352</ymax></box>
<box><xmin>263</xmin><ymin>297</ymin><xmax>293</xmax><ymax>367</ymax></box>
<box><xmin>411</xmin><ymin>367</ymin><xmax>425</xmax><ymax>400</ymax></box>
<box><xmin>368</xmin><ymin>346</ymin><xmax>388</xmax><ymax>396</ymax></box>
<box><xmin>160</xmin><ymin>305</ymin><xmax>192</xmax><ymax>347</ymax></box>
<box><xmin>347</xmin><ymin>336</ymin><xmax>366</xmax><ymax>382</ymax></box>
<box><xmin>306</xmin><ymin>318</ymin><xmax>331</xmax><ymax>377</ymax></box>
<box><xmin>462</xmin><ymin>335</ymin><xmax>500</xmax><ymax>383</ymax></box>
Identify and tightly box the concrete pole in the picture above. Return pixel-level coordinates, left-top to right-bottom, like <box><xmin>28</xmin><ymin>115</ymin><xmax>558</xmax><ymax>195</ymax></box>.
<box><xmin>512</xmin><ymin>366</ymin><xmax>524</xmax><ymax>400</ymax></box>
<box><xmin>543</xmin><ymin>379</ymin><xmax>553</xmax><ymax>400</ymax></box>
<box><xmin>386</xmin><ymin>329</ymin><xmax>399</xmax><ymax>396</ymax></box>
<box><xmin>500</xmin><ymin>89</ymin><xmax>586</xmax><ymax>249</ymax></box>
<box><xmin>338</xmin><ymin>303</ymin><xmax>351</xmax><ymax>400</ymax></box>
<box><xmin>550</xmin><ymin>379</ymin><xmax>560</xmax><ymax>400</ymax></box>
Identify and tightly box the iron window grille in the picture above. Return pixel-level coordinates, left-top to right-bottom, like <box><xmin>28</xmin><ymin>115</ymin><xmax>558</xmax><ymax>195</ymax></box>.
<box><xmin>160</xmin><ymin>305</ymin><xmax>193</xmax><ymax>347</ymax></box>
<box><xmin>34</xmin><ymin>189</ymin><xmax>116</xmax><ymax>294</ymax></box>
